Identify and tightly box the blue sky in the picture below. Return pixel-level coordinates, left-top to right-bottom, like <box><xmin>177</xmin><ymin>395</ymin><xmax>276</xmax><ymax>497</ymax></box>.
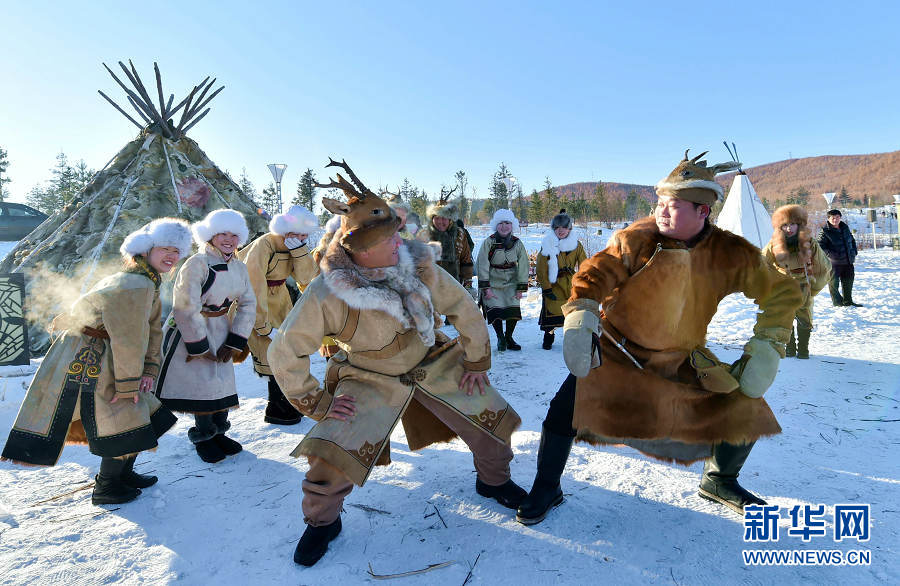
<box><xmin>2</xmin><ymin>1</ymin><xmax>898</xmax><ymax>208</ymax></box>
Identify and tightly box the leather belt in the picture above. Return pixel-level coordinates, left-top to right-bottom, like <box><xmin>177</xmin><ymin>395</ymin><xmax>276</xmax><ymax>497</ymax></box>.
<box><xmin>201</xmin><ymin>308</ymin><xmax>229</xmax><ymax>318</ymax></box>
<box><xmin>490</xmin><ymin>262</ymin><xmax>516</xmax><ymax>270</ymax></box>
<box><xmin>267</xmin><ymin>279</ymin><xmax>286</xmax><ymax>287</ymax></box>
<box><xmin>82</xmin><ymin>326</ymin><xmax>110</xmax><ymax>339</ymax></box>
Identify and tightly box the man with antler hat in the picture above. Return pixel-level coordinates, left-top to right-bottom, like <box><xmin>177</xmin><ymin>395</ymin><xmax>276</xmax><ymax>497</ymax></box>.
<box><xmin>269</xmin><ymin>159</ymin><xmax>525</xmax><ymax>567</ymax></box>
<box><xmin>516</xmin><ymin>150</ymin><xmax>803</xmax><ymax>525</ymax></box>
<box><xmin>418</xmin><ymin>186</ymin><xmax>475</xmax><ymax>287</ymax></box>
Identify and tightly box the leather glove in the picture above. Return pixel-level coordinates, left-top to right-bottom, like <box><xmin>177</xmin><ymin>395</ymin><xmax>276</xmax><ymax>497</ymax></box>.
<box><xmin>284</xmin><ymin>237</ymin><xmax>305</xmax><ymax>250</ymax></box>
<box><xmin>562</xmin><ymin>301</ymin><xmax>601</xmax><ymax>378</ymax></box>
<box><xmin>216</xmin><ymin>344</ymin><xmax>236</xmax><ymax>363</ymax></box>
<box><xmin>543</xmin><ymin>289</ymin><xmax>557</xmax><ymax>301</ymax></box>
<box><xmin>267</xmin><ymin>327</ymin><xmax>280</xmax><ymax>341</ymax></box>
<box><xmin>730</xmin><ymin>336</ymin><xmax>782</xmax><ymax>398</ymax></box>
<box><xmin>186</xmin><ymin>350</ymin><xmax>217</xmax><ymax>363</ymax></box>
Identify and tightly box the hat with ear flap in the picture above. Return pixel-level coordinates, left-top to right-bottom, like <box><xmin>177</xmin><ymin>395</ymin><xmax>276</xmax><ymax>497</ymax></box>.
<box><xmin>655</xmin><ymin>149</ymin><xmax>742</xmax><ymax>206</ymax></box>
<box><xmin>316</xmin><ymin>158</ymin><xmax>402</xmax><ymax>252</ymax></box>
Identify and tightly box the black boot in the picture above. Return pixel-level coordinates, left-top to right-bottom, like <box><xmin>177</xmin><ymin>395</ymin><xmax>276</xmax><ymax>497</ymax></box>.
<box><xmin>264</xmin><ymin>377</ymin><xmax>303</xmax><ymax>425</ymax></box>
<box><xmin>840</xmin><ymin>276</ymin><xmax>863</xmax><ymax>306</ymax></box>
<box><xmin>785</xmin><ymin>327</ymin><xmax>796</xmax><ymax>358</ymax></box>
<box><xmin>516</xmin><ymin>426</ymin><xmax>574</xmax><ymax>525</ymax></box>
<box><xmin>476</xmin><ymin>478</ymin><xmax>527</xmax><ymax>509</ymax></box>
<box><xmin>212</xmin><ymin>411</ymin><xmax>242</xmax><ymax>456</ymax></box>
<box><xmin>121</xmin><ymin>455</ymin><xmax>158</xmax><ymax>489</ymax></box>
<box><xmin>190</xmin><ymin>414</ymin><xmax>225</xmax><ymax>463</ymax></box>
<box><xmin>505</xmin><ymin>320</ymin><xmax>521</xmax><ymax>351</ymax></box>
<box><xmin>542</xmin><ymin>330</ymin><xmax>555</xmax><ymax>350</ymax></box>
<box><xmin>492</xmin><ymin>321</ymin><xmax>507</xmax><ymax>352</ymax></box>
<box><xmin>92</xmin><ymin>457</ymin><xmax>142</xmax><ymax>505</ymax></box>
<box><xmin>796</xmin><ymin>326</ymin><xmax>811</xmax><ymax>359</ymax></box>
<box><xmin>293</xmin><ymin>517</ymin><xmax>342</xmax><ymax>567</ymax></box>
<box><xmin>698</xmin><ymin>441</ymin><xmax>766</xmax><ymax>514</ymax></box>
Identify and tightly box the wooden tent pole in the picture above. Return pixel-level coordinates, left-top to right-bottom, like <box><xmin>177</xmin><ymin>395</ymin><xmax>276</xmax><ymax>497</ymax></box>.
<box><xmin>161</xmin><ymin>140</ymin><xmax>184</xmax><ymax>214</ymax></box>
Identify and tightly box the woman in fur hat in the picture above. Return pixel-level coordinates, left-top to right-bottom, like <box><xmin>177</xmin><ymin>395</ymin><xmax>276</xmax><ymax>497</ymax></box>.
<box><xmin>761</xmin><ymin>205</ymin><xmax>831</xmax><ymax>359</ymax></box>
<box><xmin>2</xmin><ymin>218</ymin><xmax>192</xmax><ymax>505</ymax></box>
<box><xmin>537</xmin><ymin>210</ymin><xmax>587</xmax><ymax>350</ymax></box>
<box><xmin>236</xmin><ymin>205</ymin><xmax>318</xmax><ymax>425</ymax></box>
<box><xmin>477</xmin><ymin>209</ymin><xmax>529</xmax><ymax>351</ymax></box>
<box><xmin>155</xmin><ymin>209</ymin><xmax>257</xmax><ymax>463</ymax></box>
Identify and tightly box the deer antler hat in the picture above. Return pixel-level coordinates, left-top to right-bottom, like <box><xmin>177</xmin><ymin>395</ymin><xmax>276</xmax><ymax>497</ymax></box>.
<box><xmin>655</xmin><ymin>149</ymin><xmax>742</xmax><ymax>206</ymax></box>
<box><xmin>426</xmin><ymin>186</ymin><xmax>459</xmax><ymax>220</ymax></box>
<box><xmin>316</xmin><ymin>158</ymin><xmax>402</xmax><ymax>252</ymax></box>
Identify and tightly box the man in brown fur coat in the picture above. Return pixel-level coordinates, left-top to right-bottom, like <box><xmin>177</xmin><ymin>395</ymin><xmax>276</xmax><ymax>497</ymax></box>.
<box><xmin>269</xmin><ymin>161</ymin><xmax>525</xmax><ymax>567</ymax></box>
<box><xmin>516</xmin><ymin>151</ymin><xmax>803</xmax><ymax>525</ymax></box>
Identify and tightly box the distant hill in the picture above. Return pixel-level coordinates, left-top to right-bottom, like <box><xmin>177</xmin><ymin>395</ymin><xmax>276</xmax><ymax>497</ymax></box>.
<box><xmin>715</xmin><ymin>150</ymin><xmax>900</xmax><ymax>206</ymax></box>
<box><xmin>543</xmin><ymin>150</ymin><xmax>900</xmax><ymax>207</ymax></box>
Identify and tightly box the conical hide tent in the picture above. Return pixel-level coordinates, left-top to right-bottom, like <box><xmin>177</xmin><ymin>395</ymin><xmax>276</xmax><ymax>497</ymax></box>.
<box><xmin>0</xmin><ymin>61</ymin><xmax>266</xmax><ymax>353</ymax></box>
<box><xmin>715</xmin><ymin>171</ymin><xmax>772</xmax><ymax>248</ymax></box>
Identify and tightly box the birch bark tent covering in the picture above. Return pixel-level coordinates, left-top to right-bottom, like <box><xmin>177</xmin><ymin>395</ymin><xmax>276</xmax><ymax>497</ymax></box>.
<box><xmin>0</xmin><ymin>61</ymin><xmax>267</xmax><ymax>353</ymax></box>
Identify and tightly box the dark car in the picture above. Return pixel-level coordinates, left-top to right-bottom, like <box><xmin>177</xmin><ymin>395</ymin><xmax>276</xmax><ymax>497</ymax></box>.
<box><xmin>0</xmin><ymin>202</ymin><xmax>48</xmax><ymax>241</ymax></box>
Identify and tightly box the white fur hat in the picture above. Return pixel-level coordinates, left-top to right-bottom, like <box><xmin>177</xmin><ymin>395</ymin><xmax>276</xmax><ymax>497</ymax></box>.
<box><xmin>120</xmin><ymin>218</ymin><xmax>193</xmax><ymax>259</ymax></box>
<box><xmin>192</xmin><ymin>209</ymin><xmax>249</xmax><ymax>247</ymax></box>
<box><xmin>490</xmin><ymin>208</ymin><xmax>520</xmax><ymax>234</ymax></box>
<box><xmin>269</xmin><ymin>205</ymin><xmax>319</xmax><ymax>236</ymax></box>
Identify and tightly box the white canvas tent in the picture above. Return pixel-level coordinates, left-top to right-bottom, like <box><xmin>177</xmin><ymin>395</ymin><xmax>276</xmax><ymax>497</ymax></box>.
<box><xmin>715</xmin><ymin>171</ymin><xmax>772</xmax><ymax>248</ymax></box>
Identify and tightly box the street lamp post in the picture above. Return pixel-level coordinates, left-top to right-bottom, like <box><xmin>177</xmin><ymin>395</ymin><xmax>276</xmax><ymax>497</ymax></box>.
<box><xmin>268</xmin><ymin>163</ymin><xmax>287</xmax><ymax>214</ymax></box>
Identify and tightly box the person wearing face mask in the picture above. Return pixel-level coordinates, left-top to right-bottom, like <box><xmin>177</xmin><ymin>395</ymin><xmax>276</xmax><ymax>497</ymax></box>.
<box><xmin>516</xmin><ymin>151</ymin><xmax>803</xmax><ymax>525</ymax></box>
<box><xmin>155</xmin><ymin>209</ymin><xmax>257</xmax><ymax>463</ymax></box>
<box><xmin>2</xmin><ymin>218</ymin><xmax>192</xmax><ymax>505</ymax></box>
<box><xmin>761</xmin><ymin>205</ymin><xmax>831</xmax><ymax>359</ymax></box>
<box><xmin>237</xmin><ymin>205</ymin><xmax>318</xmax><ymax>425</ymax></box>
<box><xmin>537</xmin><ymin>209</ymin><xmax>587</xmax><ymax>350</ymax></box>
<box><xmin>477</xmin><ymin>209</ymin><xmax>529</xmax><ymax>351</ymax></box>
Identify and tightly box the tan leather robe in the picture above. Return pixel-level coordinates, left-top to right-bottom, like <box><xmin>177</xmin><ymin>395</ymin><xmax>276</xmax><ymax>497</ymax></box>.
<box><xmin>237</xmin><ymin>233</ymin><xmax>317</xmax><ymax>376</ymax></box>
<box><xmin>269</xmin><ymin>238</ymin><xmax>520</xmax><ymax>486</ymax></box>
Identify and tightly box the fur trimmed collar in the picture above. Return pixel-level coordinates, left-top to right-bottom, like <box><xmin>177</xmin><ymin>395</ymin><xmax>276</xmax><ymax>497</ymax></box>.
<box><xmin>540</xmin><ymin>230</ymin><xmax>580</xmax><ymax>284</ymax></box>
<box><xmin>320</xmin><ymin>237</ymin><xmax>438</xmax><ymax>346</ymax></box>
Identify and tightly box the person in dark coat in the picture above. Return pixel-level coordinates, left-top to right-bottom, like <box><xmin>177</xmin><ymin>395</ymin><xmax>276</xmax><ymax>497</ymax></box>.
<box><xmin>816</xmin><ymin>209</ymin><xmax>862</xmax><ymax>307</ymax></box>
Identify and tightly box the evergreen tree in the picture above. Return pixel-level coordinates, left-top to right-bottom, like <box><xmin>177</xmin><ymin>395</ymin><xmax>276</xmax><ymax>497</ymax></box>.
<box><xmin>838</xmin><ymin>185</ymin><xmax>851</xmax><ymax>206</ymax></box>
<box><xmin>25</xmin><ymin>151</ymin><xmax>94</xmax><ymax>214</ymax></box>
<box><xmin>543</xmin><ymin>177</ymin><xmax>559</xmax><ymax>217</ymax></box>
<box><xmin>293</xmin><ymin>168</ymin><xmax>317</xmax><ymax>211</ymax></box>
<box><xmin>528</xmin><ymin>188</ymin><xmax>544</xmax><ymax>224</ymax></box>
<box><xmin>238</xmin><ymin>167</ymin><xmax>259</xmax><ymax>206</ymax></box>
<box><xmin>591</xmin><ymin>182</ymin><xmax>610</xmax><ymax>224</ymax></box>
<box><xmin>0</xmin><ymin>147</ymin><xmax>10</xmax><ymax>202</ymax></box>
<box><xmin>624</xmin><ymin>189</ymin><xmax>640</xmax><ymax>221</ymax></box>
<box><xmin>490</xmin><ymin>163</ymin><xmax>512</xmax><ymax>210</ymax></box>
<box><xmin>636</xmin><ymin>193</ymin><xmax>653</xmax><ymax>218</ymax></box>
<box><xmin>261</xmin><ymin>183</ymin><xmax>279</xmax><ymax>214</ymax></box>
<box><xmin>511</xmin><ymin>183</ymin><xmax>527</xmax><ymax>222</ymax></box>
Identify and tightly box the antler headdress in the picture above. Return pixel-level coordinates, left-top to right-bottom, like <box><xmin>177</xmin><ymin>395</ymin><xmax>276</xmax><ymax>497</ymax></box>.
<box><xmin>317</xmin><ymin>158</ymin><xmax>401</xmax><ymax>252</ymax></box>
<box><xmin>655</xmin><ymin>149</ymin><xmax>742</xmax><ymax>205</ymax></box>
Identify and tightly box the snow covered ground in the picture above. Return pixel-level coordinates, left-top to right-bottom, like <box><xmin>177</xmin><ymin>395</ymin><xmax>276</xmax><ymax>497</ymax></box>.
<box><xmin>0</xmin><ymin>233</ymin><xmax>898</xmax><ymax>584</ymax></box>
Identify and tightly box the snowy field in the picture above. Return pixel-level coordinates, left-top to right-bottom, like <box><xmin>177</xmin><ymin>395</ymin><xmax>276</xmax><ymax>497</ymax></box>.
<box><xmin>0</xmin><ymin>231</ymin><xmax>898</xmax><ymax>584</ymax></box>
